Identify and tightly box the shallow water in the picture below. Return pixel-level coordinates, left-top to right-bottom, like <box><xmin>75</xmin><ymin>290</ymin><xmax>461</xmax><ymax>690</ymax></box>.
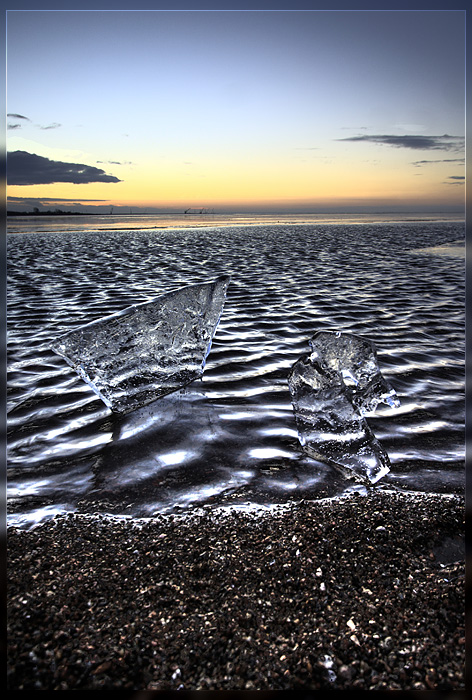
<box><xmin>7</xmin><ymin>218</ymin><xmax>465</xmax><ymax>527</ymax></box>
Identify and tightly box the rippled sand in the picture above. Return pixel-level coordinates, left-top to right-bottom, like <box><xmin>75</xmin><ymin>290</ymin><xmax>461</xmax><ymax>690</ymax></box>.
<box><xmin>7</xmin><ymin>220</ymin><xmax>465</xmax><ymax>526</ymax></box>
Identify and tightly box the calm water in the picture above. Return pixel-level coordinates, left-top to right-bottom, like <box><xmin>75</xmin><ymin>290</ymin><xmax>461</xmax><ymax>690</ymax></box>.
<box><xmin>7</xmin><ymin>215</ymin><xmax>465</xmax><ymax>527</ymax></box>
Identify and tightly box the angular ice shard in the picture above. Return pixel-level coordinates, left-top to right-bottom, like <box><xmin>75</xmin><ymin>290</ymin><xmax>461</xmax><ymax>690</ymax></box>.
<box><xmin>288</xmin><ymin>331</ymin><xmax>400</xmax><ymax>483</ymax></box>
<box><xmin>51</xmin><ymin>275</ymin><xmax>230</xmax><ymax>414</ymax></box>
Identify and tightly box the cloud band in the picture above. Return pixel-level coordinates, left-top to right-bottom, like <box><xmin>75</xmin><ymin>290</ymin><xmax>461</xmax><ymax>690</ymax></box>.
<box><xmin>337</xmin><ymin>134</ymin><xmax>464</xmax><ymax>151</ymax></box>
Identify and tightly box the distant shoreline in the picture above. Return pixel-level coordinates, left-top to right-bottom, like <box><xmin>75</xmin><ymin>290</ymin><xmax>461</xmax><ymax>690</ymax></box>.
<box><xmin>7</xmin><ymin>210</ymin><xmax>90</xmax><ymax>216</ymax></box>
<box><xmin>6</xmin><ymin>210</ymin><xmax>184</xmax><ymax>217</ymax></box>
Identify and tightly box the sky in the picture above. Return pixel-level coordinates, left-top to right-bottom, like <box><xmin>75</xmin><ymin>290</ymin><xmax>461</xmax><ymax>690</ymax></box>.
<box><xmin>6</xmin><ymin>9</ymin><xmax>466</xmax><ymax>214</ymax></box>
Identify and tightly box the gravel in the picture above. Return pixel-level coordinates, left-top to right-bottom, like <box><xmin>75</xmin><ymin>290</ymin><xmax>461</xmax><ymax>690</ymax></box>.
<box><xmin>7</xmin><ymin>491</ymin><xmax>465</xmax><ymax>691</ymax></box>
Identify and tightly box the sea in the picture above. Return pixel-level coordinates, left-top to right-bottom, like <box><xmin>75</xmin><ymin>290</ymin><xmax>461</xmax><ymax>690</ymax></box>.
<box><xmin>6</xmin><ymin>212</ymin><xmax>465</xmax><ymax>528</ymax></box>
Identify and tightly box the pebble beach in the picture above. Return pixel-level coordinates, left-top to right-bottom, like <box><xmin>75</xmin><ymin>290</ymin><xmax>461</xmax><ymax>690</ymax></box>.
<box><xmin>7</xmin><ymin>490</ymin><xmax>465</xmax><ymax>691</ymax></box>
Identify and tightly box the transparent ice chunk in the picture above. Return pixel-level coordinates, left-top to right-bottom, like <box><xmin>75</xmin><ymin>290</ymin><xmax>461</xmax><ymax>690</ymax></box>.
<box><xmin>288</xmin><ymin>331</ymin><xmax>400</xmax><ymax>483</ymax></box>
<box><xmin>51</xmin><ymin>275</ymin><xmax>230</xmax><ymax>414</ymax></box>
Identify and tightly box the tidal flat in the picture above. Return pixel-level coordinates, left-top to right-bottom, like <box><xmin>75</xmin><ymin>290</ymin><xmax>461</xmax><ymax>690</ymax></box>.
<box><xmin>7</xmin><ymin>220</ymin><xmax>465</xmax><ymax>524</ymax></box>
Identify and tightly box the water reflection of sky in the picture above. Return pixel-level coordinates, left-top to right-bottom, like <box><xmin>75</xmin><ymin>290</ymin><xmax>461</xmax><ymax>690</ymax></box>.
<box><xmin>6</xmin><ymin>211</ymin><xmax>465</xmax><ymax>236</ymax></box>
<box><xmin>6</xmin><ymin>221</ymin><xmax>465</xmax><ymax>527</ymax></box>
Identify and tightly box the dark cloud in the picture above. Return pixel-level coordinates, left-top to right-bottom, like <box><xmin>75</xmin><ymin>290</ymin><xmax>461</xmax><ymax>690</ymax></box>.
<box><xmin>412</xmin><ymin>158</ymin><xmax>465</xmax><ymax>167</ymax></box>
<box><xmin>7</xmin><ymin>151</ymin><xmax>122</xmax><ymax>185</ymax></box>
<box><xmin>8</xmin><ymin>196</ymin><xmax>109</xmax><ymax>203</ymax></box>
<box><xmin>39</xmin><ymin>122</ymin><xmax>61</xmax><ymax>130</ymax></box>
<box><xmin>443</xmin><ymin>175</ymin><xmax>465</xmax><ymax>185</ymax></box>
<box><xmin>337</xmin><ymin>134</ymin><xmax>464</xmax><ymax>151</ymax></box>
<box><xmin>96</xmin><ymin>160</ymin><xmax>132</xmax><ymax>166</ymax></box>
<box><xmin>7</xmin><ymin>113</ymin><xmax>31</xmax><ymax>129</ymax></box>
<box><xmin>7</xmin><ymin>113</ymin><xmax>61</xmax><ymax>130</ymax></box>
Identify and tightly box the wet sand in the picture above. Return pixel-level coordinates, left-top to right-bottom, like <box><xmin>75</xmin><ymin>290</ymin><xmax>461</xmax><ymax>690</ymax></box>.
<box><xmin>7</xmin><ymin>491</ymin><xmax>465</xmax><ymax>691</ymax></box>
